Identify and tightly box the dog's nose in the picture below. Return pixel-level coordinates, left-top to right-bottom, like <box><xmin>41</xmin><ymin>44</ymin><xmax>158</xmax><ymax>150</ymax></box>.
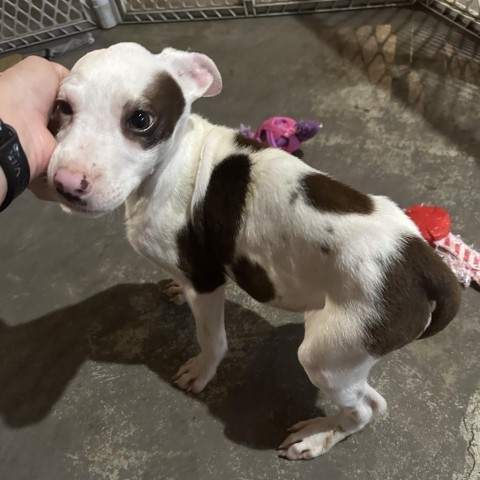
<box><xmin>54</xmin><ymin>169</ymin><xmax>92</xmax><ymax>199</ymax></box>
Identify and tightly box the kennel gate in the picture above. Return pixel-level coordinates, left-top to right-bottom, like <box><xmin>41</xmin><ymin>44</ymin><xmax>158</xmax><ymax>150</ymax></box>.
<box><xmin>0</xmin><ymin>0</ymin><xmax>479</xmax><ymax>54</ymax></box>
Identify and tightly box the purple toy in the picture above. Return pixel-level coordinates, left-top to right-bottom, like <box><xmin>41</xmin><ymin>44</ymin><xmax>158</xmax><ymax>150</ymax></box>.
<box><xmin>240</xmin><ymin>116</ymin><xmax>322</xmax><ymax>155</ymax></box>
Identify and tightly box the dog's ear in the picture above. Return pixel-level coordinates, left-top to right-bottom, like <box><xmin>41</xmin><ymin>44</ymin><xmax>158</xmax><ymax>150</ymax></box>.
<box><xmin>159</xmin><ymin>48</ymin><xmax>222</xmax><ymax>102</ymax></box>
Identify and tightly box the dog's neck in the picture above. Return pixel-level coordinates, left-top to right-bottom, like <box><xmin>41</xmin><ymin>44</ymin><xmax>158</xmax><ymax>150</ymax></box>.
<box><xmin>125</xmin><ymin>114</ymin><xmax>215</xmax><ymax>221</ymax></box>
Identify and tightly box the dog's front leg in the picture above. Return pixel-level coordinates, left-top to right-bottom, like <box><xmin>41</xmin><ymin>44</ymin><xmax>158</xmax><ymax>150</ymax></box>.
<box><xmin>173</xmin><ymin>284</ymin><xmax>227</xmax><ymax>393</ymax></box>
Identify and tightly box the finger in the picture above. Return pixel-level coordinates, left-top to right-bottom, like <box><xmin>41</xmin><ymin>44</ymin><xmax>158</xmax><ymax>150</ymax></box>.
<box><xmin>51</xmin><ymin>62</ymin><xmax>70</xmax><ymax>82</ymax></box>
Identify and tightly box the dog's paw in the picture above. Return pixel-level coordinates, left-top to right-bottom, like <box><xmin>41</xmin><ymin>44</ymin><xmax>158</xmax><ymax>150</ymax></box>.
<box><xmin>172</xmin><ymin>354</ymin><xmax>219</xmax><ymax>393</ymax></box>
<box><xmin>278</xmin><ymin>417</ymin><xmax>347</xmax><ymax>460</ymax></box>
<box><xmin>163</xmin><ymin>280</ymin><xmax>186</xmax><ymax>305</ymax></box>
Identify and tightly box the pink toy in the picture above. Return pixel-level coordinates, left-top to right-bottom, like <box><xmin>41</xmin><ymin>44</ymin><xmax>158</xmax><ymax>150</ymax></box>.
<box><xmin>240</xmin><ymin>116</ymin><xmax>321</xmax><ymax>156</ymax></box>
<box><xmin>406</xmin><ymin>205</ymin><xmax>480</xmax><ymax>288</ymax></box>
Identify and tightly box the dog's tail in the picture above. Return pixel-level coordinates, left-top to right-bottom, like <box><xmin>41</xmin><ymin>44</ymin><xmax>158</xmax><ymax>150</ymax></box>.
<box><xmin>417</xmin><ymin>241</ymin><xmax>462</xmax><ymax>339</ymax></box>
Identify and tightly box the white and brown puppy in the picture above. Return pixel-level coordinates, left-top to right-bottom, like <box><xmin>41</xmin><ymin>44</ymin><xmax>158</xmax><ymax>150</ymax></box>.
<box><xmin>48</xmin><ymin>43</ymin><xmax>461</xmax><ymax>460</ymax></box>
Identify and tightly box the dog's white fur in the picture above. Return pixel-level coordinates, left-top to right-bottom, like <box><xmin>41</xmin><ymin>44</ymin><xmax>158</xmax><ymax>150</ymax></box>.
<box><xmin>48</xmin><ymin>43</ymin><xmax>460</xmax><ymax>460</ymax></box>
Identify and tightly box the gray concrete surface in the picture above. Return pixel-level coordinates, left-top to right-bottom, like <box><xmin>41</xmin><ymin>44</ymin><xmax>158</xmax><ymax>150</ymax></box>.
<box><xmin>1</xmin><ymin>7</ymin><xmax>479</xmax><ymax>480</ymax></box>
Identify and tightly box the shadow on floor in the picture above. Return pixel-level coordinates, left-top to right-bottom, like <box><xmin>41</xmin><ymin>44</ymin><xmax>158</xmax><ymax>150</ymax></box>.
<box><xmin>0</xmin><ymin>282</ymin><xmax>321</xmax><ymax>450</ymax></box>
<box><xmin>297</xmin><ymin>8</ymin><xmax>480</xmax><ymax>164</ymax></box>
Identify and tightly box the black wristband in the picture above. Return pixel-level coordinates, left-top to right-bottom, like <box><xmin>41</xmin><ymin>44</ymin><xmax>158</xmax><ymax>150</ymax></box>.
<box><xmin>0</xmin><ymin>119</ymin><xmax>30</xmax><ymax>212</ymax></box>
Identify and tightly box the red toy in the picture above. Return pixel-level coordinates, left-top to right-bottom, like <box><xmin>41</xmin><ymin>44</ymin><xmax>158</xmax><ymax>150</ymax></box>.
<box><xmin>406</xmin><ymin>205</ymin><xmax>480</xmax><ymax>288</ymax></box>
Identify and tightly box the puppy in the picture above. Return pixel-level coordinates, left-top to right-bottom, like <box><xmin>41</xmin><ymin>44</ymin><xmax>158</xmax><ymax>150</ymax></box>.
<box><xmin>48</xmin><ymin>43</ymin><xmax>461</xmax><ymax>460</ymax></box>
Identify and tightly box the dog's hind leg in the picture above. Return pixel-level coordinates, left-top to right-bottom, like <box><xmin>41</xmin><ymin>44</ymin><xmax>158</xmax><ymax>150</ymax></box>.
<box><xmin>279</xmin><ymin>308</ymin><xmax>386</xmax><ymax>460</ymax></box>
<box><xmin>173</xmin><ymin>284</ymin><xmax>228</xmax><ymax>393</ymax></box>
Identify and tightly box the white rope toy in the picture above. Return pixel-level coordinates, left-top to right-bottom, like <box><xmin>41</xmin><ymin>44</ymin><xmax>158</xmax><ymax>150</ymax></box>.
<box><xmin>405</xmin><ymin>205</ymin><xmax>480</xmax><ymax>288</ymax></box>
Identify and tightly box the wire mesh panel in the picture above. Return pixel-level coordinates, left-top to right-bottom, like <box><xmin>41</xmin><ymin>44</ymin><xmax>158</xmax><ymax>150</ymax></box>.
<box><xmin>123</xmin><ymin>0</ymin><xmax>480</xmax><ymax>39</ymax></box>
<box><xmin>423</xmin><ymin>0</ymin><xmax>480</xmax><ymax>37</ymax></box>
<box><xmin>123</xmin><ymin>0</ymin><xmax>248</xmax><ymax>22</ymax></box>
<box><xmin>122</xmin><ymin>0</ymin><xmax>480</xmax><ymax>40</ymax></box>
<box><xmin>250</xmin><ymin>0</ymin><xmax>413</xmax><ymax>16</ymax></box>
<box><xmin>0</xmin><ymin>0</ymin><xmax>479</xmax><ymax>54</ymax></box>
<box><xmin>122</xmin><ymin>0</ymin><xmax>417</xmax><ymax>21</ymax></box>
<box><xmin>0</xmin><ymin>0</ymin><xmax>95</xmax><ymax>54</ymax></box>
<box><xmin>456</xmin><ymin>0</ymin><xmax>480</xmax><ymax>16</ymax></box>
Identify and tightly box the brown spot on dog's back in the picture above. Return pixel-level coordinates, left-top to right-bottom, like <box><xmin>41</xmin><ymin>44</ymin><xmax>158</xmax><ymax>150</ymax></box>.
<box><xmin>365</xmin><ymin>236</ymin><xmax>461</xmax><ymax>356</ymax></box>
<box><xmin>177</xmin><ymin>224</ymin><xmax>225</xmax><ymax>294</ymax></box>
<box><xmin>234</xmin><ymin>133</ymin><xmax>268</xmax><ymax>152</ymax></box>
<box><xmin>231</xmin><ymin>256</ymin><xmax>275</xmax><ymax>303</ymax></box>
<box><xmin>202</xmin><ymin>154</ymin><xmax>252</xmax><ymax>264</ymax></box>
<box><xmin>177</xmin><ymin>154</ymin><xmax>252</xmax><ymax>293</ymax></box>
<box><xmin>301</xmin><ymin>173</ymin><xmax>374</xmax><ymax>214</ymax></box>
<box><xmin>122</xmin><ymin>72</ymin><xmax>185</xmax><ymax>149</ymax></box>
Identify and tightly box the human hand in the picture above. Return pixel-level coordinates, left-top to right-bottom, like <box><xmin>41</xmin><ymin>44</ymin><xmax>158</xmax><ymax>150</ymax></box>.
<box><xmin>0</xmin><ymin>56</ymin><xmax>69</xmax><ymax>198</ymax></box>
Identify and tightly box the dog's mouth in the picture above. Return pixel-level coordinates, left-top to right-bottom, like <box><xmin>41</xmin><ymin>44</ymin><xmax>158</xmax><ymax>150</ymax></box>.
<box><xmin>62</xmin><ymin>202</ymin><xmax>106</xmax><ymax>217</ymax></box>
<box><xmin>55</xmin><ymin>191</ymin><xmax>106</xmax><ymax>217</ymax></box>
<box><xmin>55</xmin><ymin>187</ymin><xmax>88</xmax><ymax>207</ymax></box>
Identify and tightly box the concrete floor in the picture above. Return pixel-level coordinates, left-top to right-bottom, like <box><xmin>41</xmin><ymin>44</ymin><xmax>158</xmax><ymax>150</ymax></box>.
<box><xmin>1</xmin><ymin>7</ymin><xmax>479</xmax><ymax>480</ymax></box>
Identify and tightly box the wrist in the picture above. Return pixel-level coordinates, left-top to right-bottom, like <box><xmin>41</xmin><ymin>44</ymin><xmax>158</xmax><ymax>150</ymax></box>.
<box><xmin>0</xmin><ymin>119</ymin><xmax>31</xmax><ymax>211</ymax></box>
<box><xmin>0</xmin><ymin>107</ymin><xmax>39</xmax><ymax>179</ymax></box>
<box><xmin>0</xmin><ymin>168</ymin><xmax>7</xmax><ymax>205</ymax></box>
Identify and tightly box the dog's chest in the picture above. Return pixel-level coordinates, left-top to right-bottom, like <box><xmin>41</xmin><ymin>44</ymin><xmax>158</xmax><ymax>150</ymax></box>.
<box><xmin>125</xmin><ymin>139</ymin><xmax>202</xmax><ymax>278</ymax></box>
<box><xmin>126</xmin><ymin>199</ymin><xmax>187</xmax><ymax>278</ymax></box>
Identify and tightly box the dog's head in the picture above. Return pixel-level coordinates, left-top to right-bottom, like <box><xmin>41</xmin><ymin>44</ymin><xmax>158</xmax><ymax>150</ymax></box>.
<box><xmin>48</xmin><ymin>43</ymin><xmax>222</xmax><ymax>216</ymax></box>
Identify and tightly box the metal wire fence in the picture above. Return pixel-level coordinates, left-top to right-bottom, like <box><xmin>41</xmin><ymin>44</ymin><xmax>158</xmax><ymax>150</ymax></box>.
<box><xmin>0</xmin><ymin>0</ymin><xmax>96</xmax><ymax>53</ymax></box>
<box><xmin>0</xmin><ymin>0</ymin><xmax>479</xmax><ymax>55</ymax></box>
<box><xmin>423</xmin><ymin>0</ymin><xmax>480</xmax><ymax>37</ymax></box>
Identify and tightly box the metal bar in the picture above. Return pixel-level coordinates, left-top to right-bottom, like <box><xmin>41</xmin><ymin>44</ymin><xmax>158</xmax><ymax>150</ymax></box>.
<box><xmin>422</xmin><ymin>2</ymin><xmax>480</xmax><ymax>36</ymax></box>
<box><xmin>0</xmin><ymin>0</ymin><xmax>479</xmax><ymax>54</ymax></box>
<box><xmin>122</xmin><ymin>0</ymin><xmax>411</xmax><ymax>19</ymax></box>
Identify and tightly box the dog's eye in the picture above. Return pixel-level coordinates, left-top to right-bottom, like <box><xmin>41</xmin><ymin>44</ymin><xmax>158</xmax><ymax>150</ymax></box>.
<box><xmin>55</xmin><ymin>100</ymin><xmax>73</xmax><ymax>115</ymax></box>
<box><xmin>129</xmin><ymin>110</ymin><xmax>153</xmax><ymax>131</ymax></box>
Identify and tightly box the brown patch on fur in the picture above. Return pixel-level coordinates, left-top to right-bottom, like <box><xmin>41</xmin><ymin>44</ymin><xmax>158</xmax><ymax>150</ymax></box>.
<box><xmin>177</xmin><ymin>154</ymin><xmax>251</xmax><ymax>293</ymax></box>
<box><xmin>177</xmin><ymin>224</ymin><xmax>225</xmax><ymax>294</ymax></box>
<box><xmin>48</xmin><ymin>102</ymin><xmax>71</xmax><ymax>137</ymax></box>
<box><xmin>234</xmin><ymin>133</ymin><xmax>268</xmax><ymax>152</ymax></box>
<box><xmin>365</xmin><ymin>236</ymin><xmax>462</xmax><ymax>356</ymax></box>
<box><xmin>231</xmin><ymin>256</ymin><xmax>275</xmax><ymax>303</ymax></box>
<box><xmin>301</xmin><ymin>173</ymin><xmax>374</xmax><ymax>215</ymax></box>
<box><xmin>202</xmin><ymin>154</ymin><xmax>252</xmax><ymax>265</ymax></box>
<box><xmin>122</xmin><ymin>72</ymin><xmax>185</xmax><ymax>149</ymax></box>
<box><xmin>48</xmin><ymin>111</ymin><xmax>62</xmax><ymax>137</ymax></box>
